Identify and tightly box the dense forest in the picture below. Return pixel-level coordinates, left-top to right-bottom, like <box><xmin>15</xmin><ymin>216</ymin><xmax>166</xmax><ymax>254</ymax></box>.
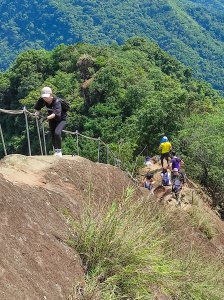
<box><xmin>0</xmin><ymin>37</ymin><xmax>223</xmax><ymax>212</ymax></box>
<box><xmin>0</xmin><ymin>0</ymin><xmax>224</xmax><ymax>92</ymax></box>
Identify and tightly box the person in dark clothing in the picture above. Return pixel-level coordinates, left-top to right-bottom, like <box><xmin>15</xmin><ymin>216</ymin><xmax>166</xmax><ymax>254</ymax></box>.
<box><xmin>170</xmin><ymin>151</ymin><xmax>186</xmax><ymax>183</ymax></box>
<box><xmin>142</xmin><ymin>173</ymin><xmax>155</xmax><ymax>193</ymax></box>
<box><xmin>171</xmin><ymin>168</ymin><xmax>185</xmax><ymax>206</ymax></box>
<box><xmin>34</xmin><ymin>87</ymin><xmax>67</xmax><ymax>157</ymax></box>
<box><xmin>170</xmin><ymin>151</ymin><xmax>184</xmax><ymax>171</ymax></box>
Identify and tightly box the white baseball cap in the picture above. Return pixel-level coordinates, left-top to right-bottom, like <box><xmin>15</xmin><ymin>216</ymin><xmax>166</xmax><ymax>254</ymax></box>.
<box><xmin>41</xmin><ymin>87</ymin><xmax>52</xmax><ymax>98</ymax></box>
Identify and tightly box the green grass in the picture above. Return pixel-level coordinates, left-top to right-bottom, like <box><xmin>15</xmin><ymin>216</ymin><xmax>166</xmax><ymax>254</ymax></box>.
<box><xmin>188</xmin><ymin>204</ymin><xmax>217</xmax><ymax>239</ymax></box>
<box><xmin>65</xmin><ymin>187</ymin><xmax>224</xmax><ymax>300</ymax></box>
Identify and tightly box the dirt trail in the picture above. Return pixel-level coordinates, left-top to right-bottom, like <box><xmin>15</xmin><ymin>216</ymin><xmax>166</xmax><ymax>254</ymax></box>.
<box><xmin>139</xmin><ymin>161</ymin><xmax>224</xmax><ymax>252</ymax></box>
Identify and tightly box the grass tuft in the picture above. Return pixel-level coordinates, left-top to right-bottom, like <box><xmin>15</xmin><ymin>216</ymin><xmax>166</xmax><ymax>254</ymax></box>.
<box><xmin>65</xmin><ymin>187</ymin><xmax>224</xmax><ymax>300</ymax></box>
<box><xmin>188</xmin><ymin>205</ymin><xmax>217</xmax><ymax>239</ymax></box>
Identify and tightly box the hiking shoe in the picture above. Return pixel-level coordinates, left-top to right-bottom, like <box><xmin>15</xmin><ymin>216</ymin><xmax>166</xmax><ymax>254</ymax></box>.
<box><xmin>54</xmin><ymin>149</ymin><xmax>62</xmax><ymax>157</ymax></box>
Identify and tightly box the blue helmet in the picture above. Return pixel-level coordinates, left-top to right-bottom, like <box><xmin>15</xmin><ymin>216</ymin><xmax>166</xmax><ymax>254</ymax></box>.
<box><xmin>161</xmin><ymin>136</ymin><xmax>168</xmax><ymax>142</ymax></box>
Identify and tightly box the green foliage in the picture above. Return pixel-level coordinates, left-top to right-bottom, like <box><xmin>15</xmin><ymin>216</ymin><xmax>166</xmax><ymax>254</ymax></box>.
<box><xmin>62</xmin><ymin>135</ymin><xmax>77</xmax><ymax>155</ymax></box>
<box><xmin>0</xmin><ymin>38</ymin><xmax>223</xmax><ymax>210</ymax></box>
<box><xmin>174</xmin><ymin>113</ymin><xmax>224</xmax><ymax>208</ymax></box>
<box><xmin>186</xmin><ymin>193</ymin><xmax>217</xmax><ymax>239</ymax></box>
<box><xmin>0</xmin><ymin>72</ymin><xmax>10</xmax><ymax>105</ymax></box>
<box><xmin>1</xmin><ymin>0</ymin><xmax>224</xmax><ymax>93</ymax></box>
<box><xmin>109</xmin><ymin>140</ymin><xmax>138</xmax><ymax>172</ymax></box>
<box><xmin>188</xmin><ymin>205</ymin><xmax>217</xmax><ymax>240</ymax></box>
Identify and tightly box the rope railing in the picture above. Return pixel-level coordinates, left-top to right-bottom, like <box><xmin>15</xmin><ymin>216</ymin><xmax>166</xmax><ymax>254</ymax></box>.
<box><xmin>62</xmin><ymin>129</ymin><xmax>137</xmax><ymax>183</ymax></box>
<box><xmin>0</xmin><ymin>108</ymin><xmax>24</xmax><ymax>115</ymax></box>
<box><xmin>0</xmin><ymin>107</ymin><xmax>138</xmax><ymax>183</ymax></box>
<box><xmin>62</xmin><ymin>129</ymin><xmax>124</xmax><ymax>168</ymax></box>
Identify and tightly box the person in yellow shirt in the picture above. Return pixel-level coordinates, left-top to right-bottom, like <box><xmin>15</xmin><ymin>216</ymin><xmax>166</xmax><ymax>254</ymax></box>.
<box><xmin>158</xmin><ymin>136</ymin><xmax>172</xmax><ymax>168</ymax></box>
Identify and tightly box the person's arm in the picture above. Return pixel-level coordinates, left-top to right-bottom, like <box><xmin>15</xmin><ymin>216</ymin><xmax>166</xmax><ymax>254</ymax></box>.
<box><xmin>34</xmin><ymin>98</ymin><xmax>45</xmax><ymax>111</ymax></box>
<box><xmin>47</xmin><ymin>113</ymin><xmax>56</xmax><ymax>120</ymax></box>
<box><xmin>52</xmin><ymin>98</ymin><xmax>62</xmax><ymax>120</ymax></box>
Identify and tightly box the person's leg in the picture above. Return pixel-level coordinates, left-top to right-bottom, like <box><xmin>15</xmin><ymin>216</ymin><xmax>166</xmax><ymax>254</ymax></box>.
<box><xmin>161</xmin><ymin>154</ymin><xmax>164</xmax><ymax>167</ymax></box>
<box><xmin>176</xmin><ymin>191</ymin><xmax>181</xmax><ymax>207</ymax></box>
<box><xmin>166</xmin><ymin>153</ymin><xmax>170</xmax><ymax>168</ymax></box>
<box><xmin>49</xmin><ymin>121</ymin><xmax>57</xmax><ymax>149</ymax></box>
<box><xmin>54</xmin><ymin>120</ymin><xmax>66</xmax><ymax>150</ymax></box>
<box><xmin>166</xmin><ymin>157</ymin><xmax>169</xmax><ymax>167</ymax></box>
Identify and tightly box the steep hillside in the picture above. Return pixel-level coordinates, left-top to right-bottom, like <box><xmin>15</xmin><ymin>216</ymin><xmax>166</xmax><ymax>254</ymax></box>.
<box><xmin>0</xmin><ymin>154</ymin><xmax>134</xmax><ymax>299</ymax></box>
<box><xmin>1</xmin><ymin>0</ymin><xmax>224</xmax><ymax>92</ymax></box>
<box><xmin>0</xmin><ymin>154</ymin><xmax>224</xmax><ymax>299</ymax></box>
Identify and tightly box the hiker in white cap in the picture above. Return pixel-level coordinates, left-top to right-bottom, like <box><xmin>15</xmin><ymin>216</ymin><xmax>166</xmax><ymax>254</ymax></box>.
<box><xmin>171</xmin><ymin>168</ymin><xmax>185</xmax><ymax>206</ymax></box>
<box><xmin>34</xmin><ymin>87</ymin><xmax>68</xmax><ymax>157</ymax></box>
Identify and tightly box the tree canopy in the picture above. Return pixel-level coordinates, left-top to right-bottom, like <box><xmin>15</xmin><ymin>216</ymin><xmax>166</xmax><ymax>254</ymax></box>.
<box><xmin>0</xmin><ymin>0</ymin><xmax>224</xmax><ymax>92</ymax></box>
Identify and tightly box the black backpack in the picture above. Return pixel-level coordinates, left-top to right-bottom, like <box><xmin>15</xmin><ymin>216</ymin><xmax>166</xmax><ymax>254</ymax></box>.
<box><xmin>56</xmin><ymin>97</ymin><xmax>70</xmax><ymax>112</ymax></box>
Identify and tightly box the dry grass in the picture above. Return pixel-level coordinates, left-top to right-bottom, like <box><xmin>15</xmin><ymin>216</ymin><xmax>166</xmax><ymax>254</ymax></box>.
<box><xmin>65</xmin><ymin>187</ymin><xmax>224</xmax><ymax>300</ymax></box>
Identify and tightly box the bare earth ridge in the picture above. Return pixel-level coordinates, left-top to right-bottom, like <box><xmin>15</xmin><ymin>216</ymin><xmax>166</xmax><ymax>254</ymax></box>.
<box><xmin>0</xmin><ymin>154</ymin><xmax>134</xmax><ymax>300</ymax></box>
<box><xmin>0</xmin><ymin>154</ymin><xmax>224</xmax><ymax>300</ymax></box>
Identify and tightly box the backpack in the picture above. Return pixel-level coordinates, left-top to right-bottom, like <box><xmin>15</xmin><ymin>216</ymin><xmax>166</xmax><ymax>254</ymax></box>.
<box><xmin>56</xmin><ymin>97</ymin><xmax>70</xmax><ymax>112</ymax></box>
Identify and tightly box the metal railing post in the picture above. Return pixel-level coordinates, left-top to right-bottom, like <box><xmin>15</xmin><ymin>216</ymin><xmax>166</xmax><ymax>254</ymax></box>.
<box><xmin>42</xmin><ymin>122</ymin><xmax>47</xmax><ymax>155</ymax></box>
<box><xmin>0</xmin><ymin>124</ymin><xmax>7</xmax><ymax>156</ymax></box>
<box><xmin>97</xmin><ymin>137</ymin><xmax>101</xmax><ymax>162</ymax></box>
<box><xmin>24</xmin><ymin>108</ymin><xmax>31</xmax><ymax>156</ymax></box>
<box><xmin>35</xmin><ymin>116</ymin><xmax>43</xmax><ymax>155</ymax></box>
<box><xmin>106</xmin><ymin>145</ymin><xmax>109</xmax><ymax>164</ymax></box>
<box><xmin>76</xmin><ymin>130</ymin><xmax>80</xmax><ymax>156</ymax></box>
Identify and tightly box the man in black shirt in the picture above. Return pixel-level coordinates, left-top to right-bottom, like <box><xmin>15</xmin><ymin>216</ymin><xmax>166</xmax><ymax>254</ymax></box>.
<box><xmin>34</xmin><ymin>87</ymin><xmax>67</xmax><ymax>157</ymax></box>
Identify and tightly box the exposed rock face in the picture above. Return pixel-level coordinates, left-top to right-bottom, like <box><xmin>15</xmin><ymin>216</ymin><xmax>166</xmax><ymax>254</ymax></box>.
<box><xmin>0</xmin><ymin>155</ymin><xmax>134</xmax><ymax>300</ymax></box>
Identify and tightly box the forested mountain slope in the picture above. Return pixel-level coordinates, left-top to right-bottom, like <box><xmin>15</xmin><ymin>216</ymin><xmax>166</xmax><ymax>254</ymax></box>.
<box><xmin>0</xmin><ymin>0</ymin><xmax>224</xmax><ymax>92</ymax></box>
<box><xmin>0</xmin><ymin>38</ymin><xmax>224</xmax><ymax>213</ymax></box>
